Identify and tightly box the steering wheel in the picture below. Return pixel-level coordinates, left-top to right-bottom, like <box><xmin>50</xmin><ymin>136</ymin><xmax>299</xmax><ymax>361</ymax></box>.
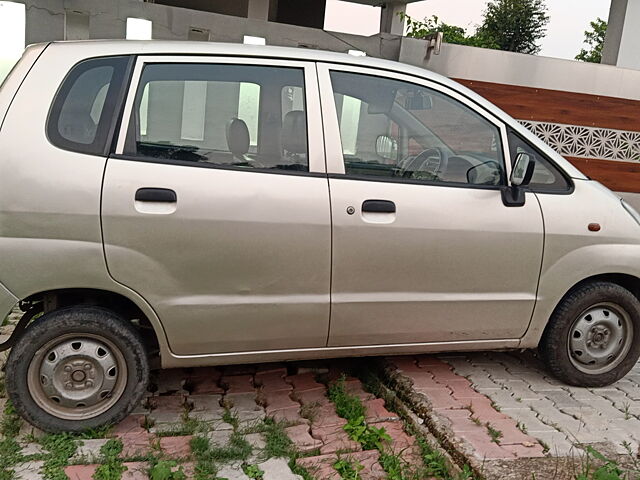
<box><xmin>398</xmin><ymin>147</ymin><xmax>450</xmax><ymax>181</ymax></box>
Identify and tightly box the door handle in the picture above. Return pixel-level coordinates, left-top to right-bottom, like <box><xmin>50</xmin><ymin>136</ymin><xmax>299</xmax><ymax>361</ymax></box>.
<box><xmin>135</xmin><ymin>188</ymin><xmax>177</xmax><ymax>203</ymax></box>
<box><xmin>362</xmin><ymin>199</ymin><xmax>396</xmax><ymax>213</ymax></box>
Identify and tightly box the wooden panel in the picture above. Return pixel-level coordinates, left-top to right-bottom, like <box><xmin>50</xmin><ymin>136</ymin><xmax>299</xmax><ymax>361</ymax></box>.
<box><xmin>565</xmin><ymin>157</ymin><xmax>640</xmax><ymax>193</ymax></box>
<box><xmin>455</xmin><ymin>78</ymin><xmax>640</xmax><ymax>133</ymax></box>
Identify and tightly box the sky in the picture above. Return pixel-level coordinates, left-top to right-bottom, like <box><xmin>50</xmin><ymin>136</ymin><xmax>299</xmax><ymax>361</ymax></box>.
<box><xmin>324</xmin><ymin>0</ymin><xmax>612</xmax><ymax>60</ymax></box>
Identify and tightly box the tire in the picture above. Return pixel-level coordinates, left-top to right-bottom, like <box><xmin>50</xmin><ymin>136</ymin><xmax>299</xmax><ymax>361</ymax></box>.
<box><xmin>5</xmin><ymin>306</ymin><xmax>149</xmax><ymax>433</ymax></box>
<box><xmin>540</xmin><ymin>281</ymin><xmax>640</xmax><ymax>387</ymax></box>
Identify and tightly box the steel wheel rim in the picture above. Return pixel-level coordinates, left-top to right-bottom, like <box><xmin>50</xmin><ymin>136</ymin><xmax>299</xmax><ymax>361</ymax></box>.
<box><xmin>27</xmin><ymin>333</ymin><xmax>128</xmax><ymax>420</ymax></box>
<box><xmin>567</xmin><ymin>302</ymin><xmax>633</xmax><ymax>375</ymax></box>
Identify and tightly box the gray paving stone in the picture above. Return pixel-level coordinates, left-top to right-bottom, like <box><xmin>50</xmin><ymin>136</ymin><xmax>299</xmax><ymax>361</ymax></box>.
<box><xmin>13</xmin><ymin>460</ymin><xmax>45</xmax><ymax>480</ymax></box>
<box><xmin>216</xmin><ymin>464</ymin><xmax>251</xmax><ymax>480</ymax></box>
<box><xmin>258</xmin><ymin>458</ymin><xmax>303</xmax><ymax>480</ymax></box>
<box><xmin>500</xmin><ymin>407</ymin><xmax>557</xmax><ymax>433</ymax></box>
<box><xmin>207</xmin><ymin>429</ymin><xmax>233</xmax><ymax>446</ymax></box>
<box><xmin>614</xmin><ymin>381</ymin><xmax>640</xmax><ymax>400</ymax></box>
<box><xmin>543</xmin><ymin>390</ymin><xmax>585</xmax><ymax>408</ymax></box>
<box><xmin>71</xmin><ymin>438</ymin><xmax>109</xmax><ymax>462</ymax></box>
<box><xmin>189</xmin><ymin>394</ymin><xmax>225</xmax><ymax>421</ymax></box>
<box><xmin>20</xmin><ymin>443</ymin><xmax>45</xmax><ymax>456</ymax></box>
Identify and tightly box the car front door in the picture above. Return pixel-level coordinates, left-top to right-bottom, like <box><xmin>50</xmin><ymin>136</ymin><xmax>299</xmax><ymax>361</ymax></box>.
<box><xmin>318</xmin><ymin>64</ymin><xmax>544</xmax><ymax>347</ymax></box>
<box><xmin>101</xmin><ymin>56</ymin><xmax>330</xmax><ymax>356</ymax></box>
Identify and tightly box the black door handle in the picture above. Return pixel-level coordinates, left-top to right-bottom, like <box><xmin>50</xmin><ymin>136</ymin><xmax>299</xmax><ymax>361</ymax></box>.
<box><xmin>135</xmin><ymin>188</ymin><xmax>177</xmax><ymax>203</ymax></box>
<box><xmin>362</xmin><ymin>199</ymin><xmax>396</xmax><ymax>213</ymax></box>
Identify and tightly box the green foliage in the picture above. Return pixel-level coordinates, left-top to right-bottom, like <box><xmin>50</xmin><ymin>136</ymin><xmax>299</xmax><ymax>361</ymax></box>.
<box><xmin>242</xmin><ymin>464</ymin><xmax>264</xmax><ymax>479</ymax></box>
<box><xmin>575</xmin><ymin>18</ymin><xmax>607</xmax><ymax>63</ymax></box>
<box><xmin>1</xmin><ymin>401</ymin><xmax>21</xmax><ymax>437</ymax></box>
<box><xmin>333</xmin><ymin>458</ymin><xmax>364</xmax><ymax>480</ymax></box>
<box><xmin>40</xmin><ymin>433</ymin><xmax>78</xmax><ymax>480</ymax></box>
<box><xmin>402</xmin><ymin>0</ymin><xmax>549</xmax><ymax>55</ymax></box>
<box><xmin>400</xmin><ymin>14</ymin><xmax>497</xmax><ymax>49</ymax></box>
<box><xmin>327</xmin><ymin>378</ymin><xmax>365</xmax><ymax>420</ymax></box>
<box><xmin>575</xmin><ymin>446</ymin><xmax>626</xmax><ymax>480</ymax></box>
<box><xmin>485</xmin><ymin>423</ymin><xmax>503</xmax><ymax>444</ymax></box>
<box><xmin>477</xmin><ymin>0</ymin><xmax>549</xmax><ymax>54</ymax></box>
<box><xmin>343</xmin><ymin>417</ymin><xmax>391</xmax><ymax>451</ymax></box>
<box><xmin>149</xmin><ymin>460</ymin><xmax>186</xmax><ymax>480</ymax></box>
<box><xmin>93</xmin><ymin>439</ymin><xmax>126</xmax><ymax>480</ymax></box>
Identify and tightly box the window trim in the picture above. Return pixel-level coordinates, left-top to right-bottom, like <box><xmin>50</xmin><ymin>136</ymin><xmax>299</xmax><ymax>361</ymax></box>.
<box><xmin>115</xmin><ymin>55</ymin><xmax>325</xmax><ymax>174</ymax></box>
<box><xmin>316</xmin><ymin>63</ymin><xmax>512</xmax><ymax>190</ymax></box>
<box><xmin>507</xmin><ymin>129</ymin><xmax>574</xmax><ymax>195</ymax></box>
<box><xmin>46</xmin><ymin>55</ymin><xmax>134</xmax><ymax>157</ymax></box>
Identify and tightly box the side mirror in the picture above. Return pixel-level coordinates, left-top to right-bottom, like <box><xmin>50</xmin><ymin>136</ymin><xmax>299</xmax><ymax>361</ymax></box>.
<box><xmin>510</xmin><ymin>152</ymin><xmax>535</xmax><ymax>187</ymax></box>
<box><xmin>502</xmin><ymin>153</ymin><xmax>536</xmax><ymax>207</ymax></box>
<box><xmin>375</xmin><ymin>135</ymin><xmax>398</xmax><ymax>161</ymax></box>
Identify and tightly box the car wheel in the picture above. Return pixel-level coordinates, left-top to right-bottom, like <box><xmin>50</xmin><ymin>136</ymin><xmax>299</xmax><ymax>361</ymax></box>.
<box><xmin>540</xmin><ymin>281</ymin><xmax>640</xmax><ymax>387</ymax></box>
<box><xmin>5</xmin><ymin>306</ymin><xmax>149</xmax><ymax>432</ymax></box>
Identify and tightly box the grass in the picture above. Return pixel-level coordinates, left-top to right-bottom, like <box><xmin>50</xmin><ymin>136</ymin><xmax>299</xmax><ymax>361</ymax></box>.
<box><xmin>148</xmin><ymin>460</ymin><xmax>186</xmax><ymax>480</ymax></box>
<box><xmin>485</xmin><ymin>423</ymin><xmax>503</xmax><ymax>444</ymax></box>
<box><xmin>93</xmin><ymin>439</ymin><xmax>126</xmax><ymax>480</ymax></box>
<box><xmin>40</xmin><ymin>433</ymin><xmax>78</xmax><ymax>480</ymax></box>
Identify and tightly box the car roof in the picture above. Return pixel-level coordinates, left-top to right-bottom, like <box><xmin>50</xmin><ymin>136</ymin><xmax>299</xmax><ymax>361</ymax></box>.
<box><xmin>42</xmin><ymin>40</ymin><xmax>588</xmax><ymax>180</ymax></box>
<box><xmin>48</xmin><ymin>39</ymin><xmax>455</xmax><ymax>86</ymax></box>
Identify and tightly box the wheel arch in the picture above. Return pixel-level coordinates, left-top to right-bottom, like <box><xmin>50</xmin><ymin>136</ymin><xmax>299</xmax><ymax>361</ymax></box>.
<box><xmin>521</xmin><ymin>272</ymin><xmax>640</xmax><ymax>349</ymax></box>
<box><xmin>2</xmin><ymin>288</ymin><xmax>164</xmax><ymax>359</ymax></box>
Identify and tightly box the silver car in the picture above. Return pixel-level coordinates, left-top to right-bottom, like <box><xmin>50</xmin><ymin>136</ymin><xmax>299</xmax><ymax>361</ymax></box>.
<box><xmin>1</xmin><ymin>41</ymin><xmax>639</xmax><ymax>432</ymax></box>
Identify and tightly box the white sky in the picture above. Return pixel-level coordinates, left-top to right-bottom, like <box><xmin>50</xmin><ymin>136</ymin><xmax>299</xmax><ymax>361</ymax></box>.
<box><xmin>324</xmin><ymin>0</ymin><xmax>612</xmax><ymax>60</ymax></box>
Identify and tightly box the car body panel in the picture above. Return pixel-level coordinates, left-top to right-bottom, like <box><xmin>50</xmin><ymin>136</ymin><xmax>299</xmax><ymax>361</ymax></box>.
<box><xmin>1</xmin><ymin>40</ymin><xmax>638</xmax><ymax>371</ymax></box>
<box><xmin>521</xmin><ymin>179</ymin><xmax>640</xmax><ymax>347</ymax></box>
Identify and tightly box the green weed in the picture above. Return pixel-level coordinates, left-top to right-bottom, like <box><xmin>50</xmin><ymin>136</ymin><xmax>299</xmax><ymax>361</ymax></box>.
<box><xmin>333</xmin><ymin>458</ymin><xmax>364</xmax><ymax>480</ymax></box>
<box><xmin>242</xmin><ymin>464</ymin><xmax>264</xmax><ymax>479</ymax></box>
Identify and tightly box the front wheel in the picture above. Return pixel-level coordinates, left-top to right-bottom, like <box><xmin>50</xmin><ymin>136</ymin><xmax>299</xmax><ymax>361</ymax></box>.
<box><xmin>540</xmin><ymin>281</ymin><xmax>640</xmax><ymax>387</ymax></box>
<box><xmin>6</xmin><ymin>306</ymin><xmax>149</xmax><ymax>432</ymax></box>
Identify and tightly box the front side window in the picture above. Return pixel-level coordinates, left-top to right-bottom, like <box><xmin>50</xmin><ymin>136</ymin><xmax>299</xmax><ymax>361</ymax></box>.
<box><xmin>125</xmin><ymin>63</ymin><xmax>308</xmax><ymax>172</ymax></box>
<box><xmin>48</xmin><ymin>56</ymin><xmax>130</xmax><ymax>155</ymax></box>
<box><xmin>330</xmin><ymin>71</ymin><xmax>505</xmax><ymax>186</ymax></box>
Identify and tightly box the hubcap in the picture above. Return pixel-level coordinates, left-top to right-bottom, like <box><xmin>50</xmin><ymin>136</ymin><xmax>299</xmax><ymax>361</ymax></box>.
<box><xmin>567</xmin><ymin>302</ymin><xmax>633</xmax><ymax>374</ymax></box>
<box><xmin>27</xmin><ymin>334</ymin><xmax>127</xmax><ymax>420</ymax></box>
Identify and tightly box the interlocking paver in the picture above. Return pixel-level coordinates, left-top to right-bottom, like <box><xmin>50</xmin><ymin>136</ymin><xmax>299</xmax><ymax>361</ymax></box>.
<box><xmin>258</xmin><ymin>457</ymin><xmax>304</xmax><ymax>480</ymax></box>
<box><xmin>435</xmin><ymin>352</ymin><xmax>640</xmax><ymax>458</ymax></box>
<box><xmin>217</xmin><ymin>464</ymin><xmax>251</xmax><ymax>480</ymax></box>
<box><xmin>14</xmin><ymin>460</ymin><xmax>45</xmax><ymax>480</ymax></box>
<box><xmin>189</xmin><ymin>394</ymin><xmax>225</xmax><ymax>421</ymax></box>
<box><xmin>71</xmin><ymin>438</ymin><xmax>109</xmax><ymax>462</ymax></box>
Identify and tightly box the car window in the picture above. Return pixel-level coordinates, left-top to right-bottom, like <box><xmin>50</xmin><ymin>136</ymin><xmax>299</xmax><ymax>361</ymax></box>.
<box><xmin>124</xmin><ymin>63</ymin><xmax>308</xmax><ymax>172</ymax></box>
<box><xmin>508</xmin><ymin>130</ymin><xmax>571</xmax><ymax>192</ymax></box>
<box><xmin>48</xmin><ymin>56</ymin><xmax>130</xmax><ymax>155</ymax></box>
<box><xmin>329</xmin><ymin>71</ymin><xmax>505</xmax><ymax>186</ymax></box>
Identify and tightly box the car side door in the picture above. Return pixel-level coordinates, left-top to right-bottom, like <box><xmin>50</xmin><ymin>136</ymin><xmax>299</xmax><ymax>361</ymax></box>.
<box><xmin>101</xmin><ymin>56</ymin><xmax>331</xmax><ymax>356</ymax></box>
<box><xmin>318</xmin><ymin>64</ymin><xmax>545</xmax><ymax>348</ymax></box>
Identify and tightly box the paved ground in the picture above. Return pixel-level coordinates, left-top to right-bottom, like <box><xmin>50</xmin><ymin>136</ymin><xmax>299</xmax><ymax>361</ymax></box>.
<box><xmin>2</xmin><ymin>308</ymin><xmax>640</xmax><ymax>479</ymax></box>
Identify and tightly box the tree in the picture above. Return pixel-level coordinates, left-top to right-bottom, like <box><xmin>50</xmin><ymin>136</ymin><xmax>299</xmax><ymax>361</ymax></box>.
<box><xmin>401</xmin><ymin>14</ymin><xmax>497</xmax><ymax>49</ymax></box>
<box><xmin>476</xmin><ymin>0</ymin><xmax>549</xmax><ymax>54</ymax></box>
<box><xmin>575</xmin><ymin>18</ymin><xmax>607</xmax><ymax>63</ymax></box>
<box><xmin>401</xmin><ymin>0</ymin><xmax>549</xmax><ymax>55</ymax></box>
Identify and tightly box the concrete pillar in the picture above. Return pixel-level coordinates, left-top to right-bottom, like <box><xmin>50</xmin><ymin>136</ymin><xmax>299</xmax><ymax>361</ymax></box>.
<box><xmin>247</xmin><ymin>0</ymin><xmax>270</xmax><ymax>20</ymax></box>
<box><xmin>379</xmin><ymin>1</ymin><xmax>406</xmax><ymax>36</ymax></box>
<box><xmin>602</xmin><ymin>0</ymin><xmax>640</xmax><ymax>70</ymax></box>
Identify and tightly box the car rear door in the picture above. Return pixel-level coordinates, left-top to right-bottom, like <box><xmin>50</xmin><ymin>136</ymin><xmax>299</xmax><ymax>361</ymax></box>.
<box><xmin>101</xmin><ymin>56</ymin><xmax>331</xmax><ymax>356</ymax></box>
<box><xmin>318</xmin><ymin>64</ymin><xmax>545</xmax><ymax>348</ymax></box>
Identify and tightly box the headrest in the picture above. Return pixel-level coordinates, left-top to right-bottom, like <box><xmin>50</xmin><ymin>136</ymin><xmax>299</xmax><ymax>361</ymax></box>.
<box><xmin>282</xmin><ymin>110</ymin><xmax>307</xmax><ymax>154</ymax></box>
<box><xmin>226</xmin><ymin>118</ymin><xmax>250</xmax><ymax>157</ymax></box>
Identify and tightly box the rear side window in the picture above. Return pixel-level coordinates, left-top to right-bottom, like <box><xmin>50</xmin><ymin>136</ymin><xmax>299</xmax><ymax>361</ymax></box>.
<box><xmin>47</xmin><ymin>56</ymin><xmax>130</xmax><ymax>155</ymax></box>
<box><xmin>124</xmin><ymin>63</ymin><xmax>308</xmax><ymax>172</ymax></box>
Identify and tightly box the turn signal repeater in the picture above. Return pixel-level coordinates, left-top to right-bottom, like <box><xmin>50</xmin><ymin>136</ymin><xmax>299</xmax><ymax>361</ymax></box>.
<box><xmin>588</xmin><ymin>223</ymin><xmax>601</xmax><ymax>232</ymax></box>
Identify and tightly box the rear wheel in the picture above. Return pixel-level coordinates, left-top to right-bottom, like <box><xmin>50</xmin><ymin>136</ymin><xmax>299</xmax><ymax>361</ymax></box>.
<box><xmin>540</xmin><ymin>282</ymin><xmax>640</xmax><ymax>387</ymax></box>
<box><xmin>6</xmin><ymin>306</ymin><xmax>149</xmax><ymax>432</ymax></box>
